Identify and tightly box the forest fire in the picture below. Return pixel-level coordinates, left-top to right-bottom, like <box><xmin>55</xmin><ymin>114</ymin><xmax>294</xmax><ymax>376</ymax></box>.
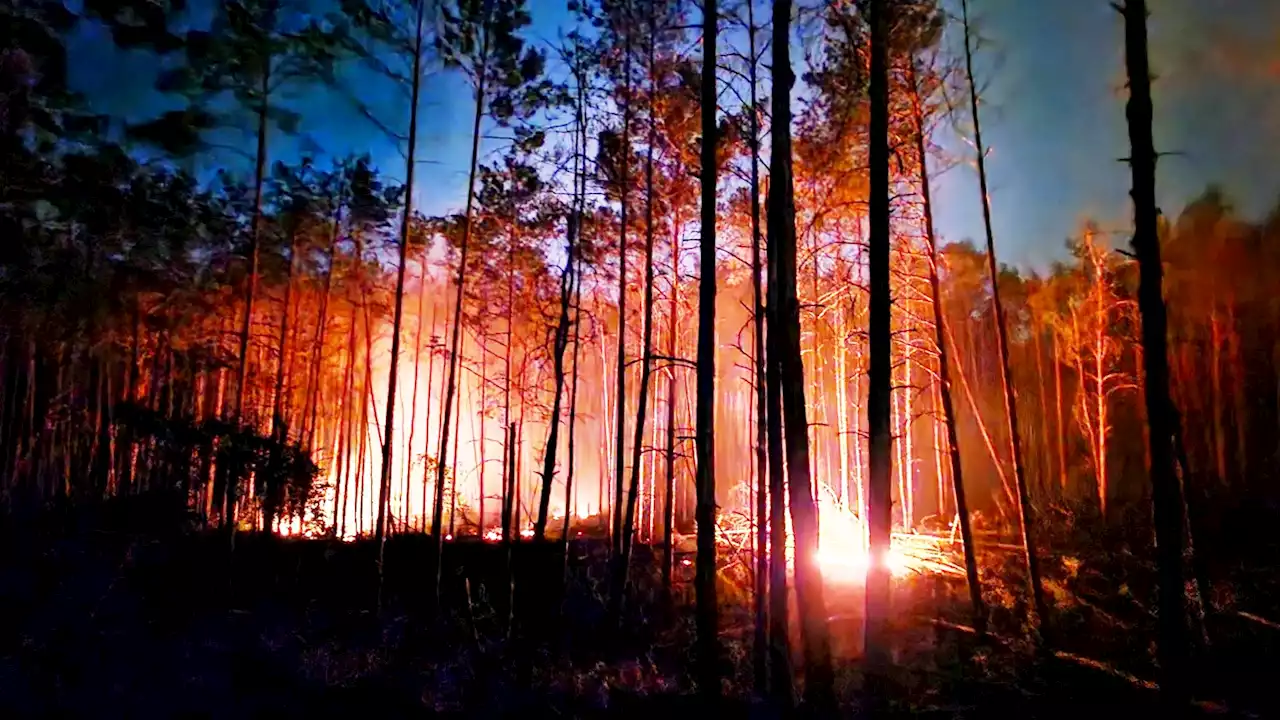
<box><xmin>8</xmin><ymin>0</ymin><xmax>1280</xmax><ymax>714</ymax></box>
<box><xmin>719</xmin><ymin>481</ymin><xmax>963</xmax><ymax>586</ymax></box>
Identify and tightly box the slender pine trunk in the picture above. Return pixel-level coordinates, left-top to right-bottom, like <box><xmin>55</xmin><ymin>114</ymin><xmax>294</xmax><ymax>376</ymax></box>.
<box><xmin>962</xmin><ymin>0</ymin><xmax>1047</xmax><ymax>633</ymax></box>
<box><xmin>745</xmin><ymin>0</ymin><xmax>768</xmax><ymax>693</ymax></box>
<box><xmin>228</xmin><ymin>62</ymin><xmax>272</xmax><ymax>547</ymax></box>
<box><xmin>376</xmin><ymin>0</ymin><xmax>427</xmax><ymax>582</ymax></box>
<box><xmin>405</xmin><ymin>258</ymin><xmax>428</xmax><ymax>531</ymax></box>
<box><xmin>612</xmin><ymin>4</ymin><xmax>635</xmax><ymax>558</ymax></box>
<box><xmin>695</xmin><ymin>0</ymin><xmax>720</xmax><ymax>702</ymax></box>
<box><xmin>264</xmin><ymin>223</ymin><xmax>300</xmax><ymax>536</ymax></box>
<box><xmin>435</xmin><ymin>18</ymin><xmax>490</xmax><ymax>608</ymax></box>
<box><xmin>911</xmin><ymin>56</ymin><xmax>985</xmax><ymax>635</ymax></box>
<box><xmin>615</xmin><ymin>13</ymin><xmax>659</xmax><ymax>614</ymax></box>
<box><xmin>866</xmin><ymin>0</ymin><xmax>894</xmax><ymax>677</ymax></box>
<box><xmin>663</xmin><ymin>218</ymin><xmax>681</xmax><ymax>595</ymax></box>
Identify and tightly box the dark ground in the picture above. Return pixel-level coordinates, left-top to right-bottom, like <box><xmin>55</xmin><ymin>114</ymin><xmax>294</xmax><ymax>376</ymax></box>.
<box><xmin>1</xmin><ymin>494</ymin><xmax>1278</xmax><ymax>718</ymax></box>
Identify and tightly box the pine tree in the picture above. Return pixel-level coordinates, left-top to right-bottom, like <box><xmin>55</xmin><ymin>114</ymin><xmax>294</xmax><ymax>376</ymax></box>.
<box><xmin>151</xmin><ymin>0</ymin><xmax>348</xmax><ymax>542</ymax></box>
<box><xmin>1117</xmin><ymin>0</ymin><xmax>1190</xmax><ymax>705</ymax></box>
<box><xmin>769</xmin><ymin>0</ymin><xmax>834</xmax><ymax>707</ymax></box>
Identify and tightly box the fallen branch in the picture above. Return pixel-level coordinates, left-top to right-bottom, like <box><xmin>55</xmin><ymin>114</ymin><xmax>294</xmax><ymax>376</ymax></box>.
<box><xmin>1237</xmin><ymin>611</ymin><xmax>1280</xmax><ymax>632</ymax></box>
<box><xmin>1051</xmin><ymin>650</ymin><xmax>1158</xmax><ymax>691</ymax></box>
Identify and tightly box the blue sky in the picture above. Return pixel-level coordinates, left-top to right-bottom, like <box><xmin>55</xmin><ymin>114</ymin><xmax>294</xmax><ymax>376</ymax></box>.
<box><xmin>70</xmin><ymin>0</ymin><xmax>1279</xmax><ymax>271</ymax></box>
<box><xmin>930</xmin><ymin>0</ymin><xmax>1279</xmax><ymax>269</ymax></box>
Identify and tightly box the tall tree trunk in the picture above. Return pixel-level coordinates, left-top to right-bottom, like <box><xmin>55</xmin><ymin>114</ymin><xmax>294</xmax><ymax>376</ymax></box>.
<box><xmin>1209</xmin><ymin>307</ymin><xmax>1226</xmax><ymax>482</ymax></box>
<box><xmin>745</xmin><ymin>0</ymin><xmax>768</xmax><ymax>694</ymax></box>
<box><xmin>1094</xmin><ymin>246</ymin><xmax>1109</xmax><ymax>516</ymax></box>
<box><xmin>264</xmin><ymin>224</ymin><xmax>300</xmax><ymax>537</ymax></box>
<box><xmin>333</xmin><ymin>310</ymin><xmax>359</xmax><ymax>538</ymax></box>
<box><xmin>500</xmin><ymin>421</ymin><xmax>516</xmax><ymax>637</ymax></box>
<box><xmin>564</xmin><ymin>50</ymin><xmax>588</xmax><ymax>555</ymax></box>
<box><xmin>435</xmin><ymin>17</ymin><xmax>490</xmax><ymax>608</ymax></box>
<box><xmin>612</xmin><ymin>4</ymin><xmax>635</xmax><ymax>558</ymax></box>
<box><xmin>961</xmin><ymin>0</ymin><xmax>1047</xmax><ymax>633</ymax></box>
<box><xmin>501</xmin><ymin>421</ymin><xmax>514</xmax><ymax>541</ymax></box>
<box><xmin>535</xmin><ymin>126</ymin><xmax>582</xmax><ymax>537</ymax></box>
<box><xmin>1227</xmin><ymin>304</ymin><xmax>1246</xmax><ymax>484</ymax></box>
<box><xmin>695</xmin><ymin>0</ymin><xmax>720</xmax><ymax>704</ymax></box>
<box><xmin>865</xmin><ymin>0</ymin><xmax>894</xmax><ymax>676</ymax></box>
<box><xmin>305</xmin><ymin>190</ymin><xmax>344</xmax><ymax>455</ymax></box>
<box><xmin>1054</xmin><ymin>332</ymin><xmax>1066</xmax><ymax>494</ymax></box>
<box><xmin>911</xmin><ymin>57</ymin><xmax>985</xmax><ymax>636</ymax></box>
<box><xmin>228</xmin><ymin>63</ymin><xmax>272</xmax><ymax>547</ymax></box>
<box><xmin>663</xmin><ymin>217</ymin><xmax>681</xmax><ymax>595</ymax></box>
<box><xmin>1118</xmin><ymin>0</ymin><xmax>1189</xmax><ymax>705</ymax></box>
<box><xmin>615</xmin><ymin>13</ymin><xmax>659</xmax><ymax>614</ymax></box>
<box><xmin>404</xmin><ymin>258</ymin><xmax>429</xmax><ymax>531</ymax></box>
<box><xmin>502</xmin><ymin>224</ymin><xmax>516</xmax><ymax>532</ymax></box>
<box><xmin>770</xmin><ymin>0</ymin><xmax>834</xmax><ymax>707</ymax></box>
<box><xmin>563</xmin><ymin>263</ymin><xmax>584</xmax><ymax>576</ymax></box>
<box><xmin>1033</xmin><ymin>317</ymin><xmax>1050</xmax><ymax>493</ymax></box>
<box><xmin>476</xmin><ymin>327</ymin><xmax>486</xmax><ymax>535</ymax></box>
<box><xmin>376</xmin><ymin>2</ymin><xmax>426</xmax><ymax>578</ymax></box>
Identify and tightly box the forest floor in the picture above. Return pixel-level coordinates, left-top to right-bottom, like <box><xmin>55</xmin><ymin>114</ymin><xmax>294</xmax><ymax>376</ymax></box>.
<box><xmin>2</xmin><ymin>496</ymin><xmax>1278</xmax><ymax>718</ymax></box>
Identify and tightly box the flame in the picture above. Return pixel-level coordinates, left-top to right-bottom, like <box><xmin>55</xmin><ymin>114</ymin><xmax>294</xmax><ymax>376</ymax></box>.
<box><xmin>480</xmin><ymin>526</ymin><xmax>535</xmax><ymax>542</ymax></box>
<box><xmin>718</xmin><ymin>480</ymin><xmax>962</xmax><ymax>585</ymax></box>
<box><xmin>811</xmin><ymin>492</ymin><xmax>913</xmax><ymax>583</ymax></box>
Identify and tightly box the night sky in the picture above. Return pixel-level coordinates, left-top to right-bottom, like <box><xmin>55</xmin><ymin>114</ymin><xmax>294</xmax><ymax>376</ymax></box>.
<box><xmin>69</xmin><ymin>0</ymin><xmax>1279</xmax><ymax>270</ymax></box>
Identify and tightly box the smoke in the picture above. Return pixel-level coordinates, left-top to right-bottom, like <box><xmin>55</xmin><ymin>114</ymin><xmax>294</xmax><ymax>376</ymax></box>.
<box><xmin>1149</xmin><ymin>0</ymin><xmax>1280</xmax><ymax>215</ymax></box>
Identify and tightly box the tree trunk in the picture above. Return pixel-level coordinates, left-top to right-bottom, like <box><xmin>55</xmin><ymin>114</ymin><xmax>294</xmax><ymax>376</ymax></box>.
<box><xmin>612</xmin><ymin>5</ymin><xmax>635</xmax><ymax>559</ymax></box>
<box><xmin>228</xmin><ymin>62</ymin><xmax>272</xmax><ymax>547</ymax></box>
<box><xmin>563</xmin><ymin>260</ymin><xmax>584</xmax><ymax>577</ymax></box>
<box><xmin>961</xmin><ymin>0</ymin><xmax>1047</xmax><ymax>634</ymax></box>
<box><xmin>664</xmin><ymin>217</ymin><xmax>681</xmax><ymax>595</ymax></box>
<box><xmin>911</xmin><ymin>56</ymin><xmax>986</xmax><ymax>636</ymax></box>
<box><xmin>615</xmin><ymin>13</ymin><xmax>659</xmax><ymax>615</ymax></box>
<box><xmin>1209</xmin><ymin>308</ymin><xmax>1226</xmax><ymax>483</ymax></box>
<box><xmin>695</xmin><ymin>0</ymin><xmax>720</xmax><ymax>704</ymax></box>
<box><xmin>1054</xmin><ymin>332</ymin><xmax>1066</xmax><ymax>494</ymax></box>
<box><xmin>770</xmin><ymin>0</ymin><xmax>834</xmax><ymax>707</ymax></box>
<box><xmin>1094</xmin><ymin>245</ymin><xmax>1109</xmax><ymax>516</ymax></box>
<box><xmin>534</xmin><ymin>209</ymin><xmax>577</xmax><ymax>538</ymax></box>
<box><xmin>502</xmin><ymin>223</ymin><xmax>516</xmax><ymax>531</ymax></box>
<box><xmin>264</xmin><ymin>224</ymin><xmax>300</xmax><ymax>537</ymax></box>
<box><xmin>1227</xmin><ymin>304</ymin><xmax>1246</xmax><ymax>485</ymax></box>
<box><xmin>334</xmin><ymin>310</ymin><xmax>358</xmax><ymax>538</ymax></box>
<box><xmin>746</xmin><ymin>0</ymin><xmax>768</xmax><ymax>694</ymax></box>
<box><xmin>435</xmin><ymin>18</ymin><xmax>490</xmax><ymax>609</ymax></box>
<box><xmin>305</xmin><ymin>189</ymin><xmax>344</xmax><ymax>456</ymax></box>
<box><xmin>1118</xmin><ymin>0</ymin><xmax>1190</xmax><ymax>705</ymax></box>
<box><xmin>375</xmin><ymin>1</ymin><xmax>426</xmax><ymax>594</ymax></box>
<box><xmin>423</xmin><ymin>305</ymin><xmax>439</xmax><ymax>532</ymax></box>
<box><xmin>1033</xmin><ymin>316</ymin><xmax>1050</xmax><ymax>494</ymax></box>
<box><xmin>538</xmin><ymin>42</ymin><xmax>589</xmax><ymax>537</ymax></box>
<box><xmin>866</xmin><ymin>0</ymin><xmax>894</xmax><ymax>676</ymax></box>
<box><xmin>405</xmin><ymin>258</ymin><xmax>428</xmax><ymax>531</ymax></box>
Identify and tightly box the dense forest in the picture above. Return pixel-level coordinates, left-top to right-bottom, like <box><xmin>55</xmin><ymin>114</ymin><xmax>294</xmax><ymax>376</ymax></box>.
<box><xmin>2</xmin><ymin>0</ymin><xmax>1278</xmax><ymax>715</ymax></box>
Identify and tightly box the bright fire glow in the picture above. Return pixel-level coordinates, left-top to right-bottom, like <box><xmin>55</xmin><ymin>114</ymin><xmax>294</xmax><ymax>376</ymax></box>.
<box><xmin>721</xmin><ymin>481</ymin><xmax>963</xmax><ymax>585</ymax></box>
<box><xmin>811</xmin><ymin>491</ymin><xmax>913</xmax><ymax>583</ymax></box>
<box><xmin>480</xmin><ymin>526</ymin><xmax>535</xmax><ymax>542</ymax></box>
